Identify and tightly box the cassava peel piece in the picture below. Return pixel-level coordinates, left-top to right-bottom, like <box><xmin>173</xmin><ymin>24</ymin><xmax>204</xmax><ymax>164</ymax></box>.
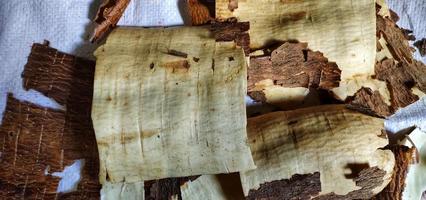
<box><xmin>92</xmin><ymin>27</ymin><xmax>255</xmax><ymax>185</ymax></box>
<box><xmin>242</xmin><ymin>105</ymin><xmax>395</xmax><ymax>199</ymax></box>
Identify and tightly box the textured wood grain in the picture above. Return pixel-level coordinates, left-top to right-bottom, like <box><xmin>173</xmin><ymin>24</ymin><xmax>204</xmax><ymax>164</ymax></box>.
<box><xmin>92</xmin><ymin>0</ymin><xmax>131</xmax><ymax>42</ymax></box>
<box><xmin>216</xmin><ymin>0</ymin><xmax>380</xmax><ymax>101</ymax></box>
<box><xmin>372</xmin><ymin>146</ymin><xmax>415</xmax><ymax>200</ymax></box>
<box><xmin>242</xmin><ymin>105</ymin><xmax>395</xmax><ymax>198</ymax></box>
<box><xmin>247</xmin><ymin>42</ymin><xmax>340</xmax><ymax>108</ymax></box>
<box><xmin>2</xmin><ymin>42</ymin><xmax>100</xmax><ymax>199</ymax></box>
<box><xmin>0</xmin><ymin>95</ymin><xmax>100</xmax><ymax>199</ymax></box>
<box><xmin>349</xmin><ymin>4</ymin><xmax>426</xmax><ymax>117</ymax></box>
<box><xmin>92</xmin><ymin>26</ymin><xmax>255</xmax><ymax>185</ymax></box>
<box><xmin>22</xmin><ymin>42</ymin><xmax>95</xmax><ymax>106</ymax></box>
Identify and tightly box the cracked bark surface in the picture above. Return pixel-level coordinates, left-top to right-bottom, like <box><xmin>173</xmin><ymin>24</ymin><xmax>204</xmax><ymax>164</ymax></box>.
<box><xmin>0</xmin><ymin>95</ymin><xmax>100</xmax><ymax>199</ymax></box>
<box><xmin>349</xmin><ymin>4</ymin><xmax>426</xmax><ymax>117</ymax></box>
<box><xmin>1</xmin><ymin>42</ymin><xmax>100</xmax><ymax>199</ymax></box>
<box><xmin>372</xmin><ymin>146</ymin><xmax>415</xmax><ymax>200</ymax></box>
<box><xmin>247</xmin><ymin>42</ymin><xmax>341</xmax><ymax>109</ymax></box>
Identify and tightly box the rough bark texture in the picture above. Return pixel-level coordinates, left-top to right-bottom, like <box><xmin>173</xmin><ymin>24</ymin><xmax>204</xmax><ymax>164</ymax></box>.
<box><xmin>92</xmin><ymin>0</ymin><xmax>131</xmax><ymax>42</ymax></box>
<box><xmin>211</xmin><ymin>20</ymin><xmax>250</xmax><ymax>55</ymax></box>
<box><xmin>1</xmin><ymin>42</ymin><xmax>101</xmax><ymax>199</ymax></box>
<box><xmin>247</xmin><ymin>172</ymin><xmax>321</xmax><ymax>200</ymax></box>
<box><xmin>347</xmin><ymin>87</ymin><xmax>392</xmax><ymax>117</ymax></box>
<box><xmin>247</xmin><ymin>42</ymin><xmax>341</xmax><ymax>103</ymax></box>
<box><xmin>315</xmin><ymin>167</ymin><xmax>386</xmax><ymax>200</ymax></box>
<box><xmin>0</xmin><ymin>95</ymin><xmax>100</xmax><ymax>199</ymax></box>
<box><xmin>145</xmin><ymin>176</ymin><xmax>198</xmax><ymax>200</ymax></box>
<box><xmin>187</xmin><ymin>0</ymin><xmax>213</xmax><ymax>25</ymax></box>
<box><xmin>349</xmin><ymin>5</ymin><xmax>426</xmax><ymax>117</ymax></box>
<box><xmin>22</xmin><ymin>42</ymin><xmax>96</xmax><ymax>107</ymax></box>
<box><xmin>414</xmin><ymin>38</ymin><xmax>426</xmax><ymax>56</ymax></box>
<box><xmin>372</xmin><ymin>146</ymin><xmax>415</xmax><ymax>200</ymax></box>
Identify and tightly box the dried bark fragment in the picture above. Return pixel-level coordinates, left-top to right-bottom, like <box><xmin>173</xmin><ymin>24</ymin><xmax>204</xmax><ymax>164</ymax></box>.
<box><xmin>211</xmin><ymin>20</ymin><xmax>250</xmax><ymax>55</ymax></box>
<box><xmin>376</xmin><ymin>14</ymin><xmax>415</xmax><ymax>65</ymax></box>
<box><xmin>242</xmin><ymin>105</ymin><xmax>395</xmax><ymax>199</ymax></box>
<box><xmin>0</xmin><ymin>95</ymin><xmax>100</xmax><ymax>199</ymax></box>
<box><xmin>349</xmin><ymin>5</ymin><xmax>426</xmax><ymax>117</ymax></box>
<box><xmin>22</xmin><ymin>42</ymin><xmax>96</xmax><ymax>106</ymax></box>
<box><xmin>247</xmin><ymin>172</ymin><xmax>321</xmax><ymax>200</ymax></box>
<box><xmin>375</xmin><ymin>59</ymin><xmax>419</xmax><ymax>109</ymax></box>
<box><xmin>92</xmin><ymin>27</ymin><xmax>255</xmax><ymax>184</ymax></box>
<box><xmin>187</xmin><ymin>0</ymin><xmax>213</xmax><ymax>25</ymax></box>
<box><xmin>7</xmin><ymin>42</ymin><xmax>101</xmax><ymax>199</ymax></box>
<box><xmin>348</xmin><ymin>87</ymin><xmax>392</xmax><ymax>118</ymax></box>
<box><xmin>247</xmin><ymin>42</ymin><xmax>341</xmax><ymax>106</ymax></box>
<box><xmin>92</xmin><ymin>0</ymin><xmax>131</xmax><ymax>42</ymax></box>
<box><xmin>372</xmin><ymin>146</ymin><xmax>415</xmax><ymax>200</ymax></box>
<box><xmin>414</xmin><ymin>38</ymin><xmax>426</xmax><ymax>57</ymax></box>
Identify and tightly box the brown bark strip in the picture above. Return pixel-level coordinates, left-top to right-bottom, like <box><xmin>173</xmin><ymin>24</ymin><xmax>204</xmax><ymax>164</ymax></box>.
<box><xmin>247</xmin><ymin>42</ymin><xmax>341</xmax><ymax>102</ymax></box>
<box><xmin>2</xmin><ymin>42</ymin><xmax>101</xmax><ymax>199</ymax></box>
<box><xmin>372</xmin><ymin>146</ymin><xmax>415</xmax><ymax>200</ymax></box>
<box><xmin>414</xmin><ymin>38</ymin><xmax>426</xmax><ymax>57</ymax></box>
<box><xmin>91</xmin><ymin>0</ymin><xmax>131</xmax><ymax>42</ymax></box>
<box><xmin>247</xmin><ymin>172</ymin><xmax>321</xmax><ymax>200</ymax></box>
<box><xmin>0</xmin><ymin>95</ymin><xmax>100</xmax><ymax>199</ymax></box>
<box><xmin>187</xmin><ymin>0</ymin><xmax>213</xmax><ymax>25</ymax></box>
<box><xmin>22</xmin><ymin>43</ymin><xmax>96</xmax><ymax>106</ymax></box>
<box><xmin>376</xmin><ymin>11</ymin><xmax>414</xmax><ymax>65</ymax></box>
<box><xmin>211</xmin><ymin>20</ymin><xmax>250</xmax><ymax>55</ymax></box>
<box><xmin>375</xmin><ymin>59</ymin><xmax>419</xmax><ymax>109</ymax></box>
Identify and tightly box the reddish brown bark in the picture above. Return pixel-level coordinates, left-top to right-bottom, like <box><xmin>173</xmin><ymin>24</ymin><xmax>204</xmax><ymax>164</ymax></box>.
<box><xmin>372</xmin><ymin>146</ymin><xmax>415</xmax><ymax>200</ymax></box>
<box><xmin>247</xmin><ymin>42</ymin><xmax>341</xmax><ymax>102</ymax></box>
<box><xmin>1</xmin><ymin>42</ymin><xmax>100</xmax><ymax>199</ymax></box>
<box><xmin>92</xmin><ymin>0</ymin><xmax>131</xmax><ymax>42</ymax></box>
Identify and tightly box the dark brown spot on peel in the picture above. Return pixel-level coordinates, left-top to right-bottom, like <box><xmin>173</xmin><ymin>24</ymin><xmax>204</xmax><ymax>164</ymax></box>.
<box><xmin>193</xmin><ymin>57</ymin><xmax>200</xmax><ymax>62</ymax></box>
<box><xmin>150</xmin><ymin>63</ymin><xmax>155</xmax><ymax>69</ymax></box>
